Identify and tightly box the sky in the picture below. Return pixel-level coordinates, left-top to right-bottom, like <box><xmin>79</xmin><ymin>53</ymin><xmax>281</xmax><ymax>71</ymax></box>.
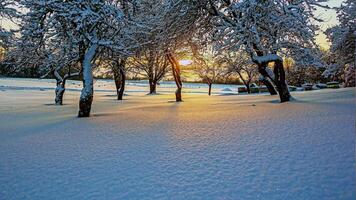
<box><xmin>0</xmin><ymin>0</ymin><xmax>344</xmax><ymax>50</ymax></box>
<box><xmin>314</xmin><ymin>0</ymin><xmax>344</xmax><ymax>49</ymax></box>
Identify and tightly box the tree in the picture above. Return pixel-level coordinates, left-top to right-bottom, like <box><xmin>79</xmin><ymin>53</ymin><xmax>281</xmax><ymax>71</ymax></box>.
<box><xmin>18</xmin><ymin>0</ymin><xmax>141</xmax><ymax>117</ymax></box>
<box><xmin>112</xmin><ymin>57</ymin><xmax>126</xmax><ymax>100</ymax></box>
<box><xmin>193</xmin><ymin>49</ymin><xmax>227</xmax><ymax>95</ymax></box>
<box><xmin>219</xmin><ymin>52</ymin><xmax>258</xmax><ymax>94</ymax></box>
<box><xmin>325</xmin><ymin>0</ymin><xmax>355</xmax><ymax>87</ymax></box>
<box><xmin>207</xmin><ymin>0</ymin><xmax>326</xmax><ymax>102</ymax></box>
<box><xmin>131</xmin><ymin>0</ymin><xmax>210</xmax><ymax>101</ymax></box>
<box><xmin>130</xmin><ymin>47</ymin><xmax>170</xmax><ymax>94</ymax></box>
<box><xmin>0</xmin><ymin>0</ymin><xmax>18</xmax><ymax>50</ymax></box>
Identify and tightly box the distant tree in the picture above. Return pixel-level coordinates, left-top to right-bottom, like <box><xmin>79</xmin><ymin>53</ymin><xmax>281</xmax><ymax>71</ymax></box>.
<box><xmin>0</xmin><ymin>0</ymin><xmax>18</xmax><ymax>50</ymax></box>
<box><xmin>219</xmin><ymin>52</ymin><xmax>258</xmax><ymax>94</ymax></box>
<box><xmin>161</xmin><ymin>0</ymin><xmax>210</xmax><ymax>101</ymax></box>
<box><xmin>193</xmin><ymin>50</ymin><xmax>227</xmax><ymax>95</ymax></box>
<box><xmin>325</xmin><ymin>0</ymin><xmax>355</xmax><ymax>87</ymax></box>
<box><xmin>130</xmin><ymin>47</ymin><xmax>170</xmax><ymax>94</ymax></box>
<box><xmin>0</xmin><ymin>0</ymin><xmax>19</xmax><ymax>76</ymax></box>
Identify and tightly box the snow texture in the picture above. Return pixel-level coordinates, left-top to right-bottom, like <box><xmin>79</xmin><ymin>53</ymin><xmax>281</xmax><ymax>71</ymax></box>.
<box><xmin>0</xmin><ymin>78</ymin><xmax>355</xmax><ymax>200</ymax></box>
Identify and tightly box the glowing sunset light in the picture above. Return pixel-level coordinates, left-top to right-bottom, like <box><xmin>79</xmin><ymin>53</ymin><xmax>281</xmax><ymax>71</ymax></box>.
<box><xmin>179</xmin><ymin>60</ymin><xmax>192</xmax><ymax>66</ymax></box>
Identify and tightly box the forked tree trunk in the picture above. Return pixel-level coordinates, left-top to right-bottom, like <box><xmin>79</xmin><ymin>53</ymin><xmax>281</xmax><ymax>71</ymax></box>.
<box><xmin>273</xmin><ymin>59</ymin><xmax>291</xmax><ymax>102</ymax></box>
<box><xmin>252</xmin><ymin>46</ymin><xmax>278</xmax><ymax>96</ymax></box>
<box><xmin>53</xmin><ymin>70</ymin><xmax>80</xmax><ymax>106</ymax></box>
<box><xmin>78</xmin><ymin>44</ymin><xmax>98</xmax><ymax>117</ymax></box>
<box><xmin>166</xmin><ymin>52</ymin><xmax>182</xmax><ymax>102</ymax></box>
<box><xmin>208</xmin><ymin>83</ymin><xmax>212</xmax><ymax>96</ymax></box>
<box><xmin>238</xmin><ymin>72</ymin><xmax>252</xmax><ymax>94</ymax></box>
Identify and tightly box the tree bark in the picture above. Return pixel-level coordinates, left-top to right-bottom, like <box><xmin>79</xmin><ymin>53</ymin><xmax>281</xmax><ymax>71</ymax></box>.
<box><xmin>112</xmin><ymin>59</ymin><xmax>126</xmax><ymax>100</ymax></box>
<box><xmin>55</xmin><ymin>81</ymin><xmax>65</xmax><ymax>105</ymax></box>
<box><xmin>258</xmin><ymin>65</ymin><xmax>278</xmax><ymax>95</ymax></box>
<box><xmin>149</xmin><ymin>79</ymin><xmax>157</xmax><ymax>94</ymax></box>
<box><xmin>273</xmin><ymin>59</ymin><xmax>291</xmax><ymax>102</ymax></box>
<box><xmin>166</xmin><ymin>52</ymin><xmax>182</xmax><ymax>102</ymax></box>
<box><xmin>113</xmin><ymin>71</ymin><xmax>122</xmax><ymax>100</ymax></box>
<box><xmin>117</xmin><ymin>67</ymin><xmax>125</xmax><ymax>100</ymax></box>
<box><xmin>246</xmin><ymin>83</ymin><xmax>251</xmax><ymax>94</ymax></box>
<box><xmin>208</xmin><ymin>83</ymin><xmax>212</xmax><ymax>96</ymax></box>
<box><xmin>252</xmin><ymin>45</ymin><xmax>278</xmax><ymax>95</ymax></box>
<box><xmin>78</xmin><ymin>44</ymin><xmax>97</xmax><ymax>117</ymax></box>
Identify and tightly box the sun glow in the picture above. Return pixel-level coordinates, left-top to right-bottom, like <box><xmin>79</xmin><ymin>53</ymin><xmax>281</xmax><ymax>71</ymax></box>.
<box><xmin>179</xmin><ymin>60</ymin><xmax>192</xmax><ymax>66</ymax></box>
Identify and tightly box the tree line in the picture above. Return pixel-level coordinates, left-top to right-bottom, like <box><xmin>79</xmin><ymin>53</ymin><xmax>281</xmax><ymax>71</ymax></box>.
<box><xmin>0</xmin><ymin>0</ymin><xmax>354</xmax><ymax>117</ymax></box>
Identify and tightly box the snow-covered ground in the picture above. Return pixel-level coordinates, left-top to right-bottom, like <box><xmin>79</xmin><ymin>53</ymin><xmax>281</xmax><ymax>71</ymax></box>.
<box><xmin>0</xmin><ymin>78</ymin><xmax>355</xmax><ymax>200</ymax></box>
<box><xmin>0</xmin><ymin>77</ymin><xmax>244</xmax><ymax>95</ymax></box>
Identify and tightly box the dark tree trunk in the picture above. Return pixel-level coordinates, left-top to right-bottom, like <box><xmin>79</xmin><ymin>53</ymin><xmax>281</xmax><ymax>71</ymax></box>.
<box><xmin>260</xmin><ymin>77</ymin><xmax>277</xmax><ymax>95</ymax></box>
<box><xmin>78</xmin><ymin>44</ymin><xmax>97</xmax><ymax>118</ymax></box>
<box><xmin>166</xmin><ymin>52</ymin><xmax>182</xmax><ymax>102</ymax></box>
<box><xmin>112</xmin><ymin>59</ymin><xmax>126</xmax><ymax>100</ymax></box>
<box><xmin>117</xmin><ymin>68</ymin><xmax>125</xmax><ymax>100</ymax></box>
<box><xmin>113</xmin><ymin>70</ymin><xmax>123</xmax><ymax>100</ymax></box>
<box><xmin>55</xmin><ymin>81</ymin><xmax>65</xmax><ymax>105</ymax></box>
<box><xmin>208</xmin><ymin>83</ymin><xmax>212</xmax><ymax>96</ymax></box>
<box><xmin>237</xmin><ymin>72</ymin><xmax>251</xmax><ymax>94</ymax></box>
<box><xmin>78</xmin><ymin>89</ymin><xmax>93</xmax><ymax>117</ymax></box>
<box><xmin>252</xmin><ymin>45</ymin><xmax>278</xmax><ymax>95</ymax></box>
<box><xmin>258</xmin><ymin>65</ymin><xmax>278</xmax><ymax>95</ymax></box>
<box><xmin>149</xmin><ymin>79</ymin><xmax>157</xmax><ymax>94</ymax></box>
<box><xmin>246</xmin><ymin>83</ymin><xmax>251</xmax><ymax>94</ymax></box>
<box><xmin>273</xmin><ymin>60</ymin><xmax>291</xmax><ymax>102</ymax></box>
<box><xmin>175</xmin><ymin>87</ymin><xmax>182</xmax><ymax>101</ymax></box>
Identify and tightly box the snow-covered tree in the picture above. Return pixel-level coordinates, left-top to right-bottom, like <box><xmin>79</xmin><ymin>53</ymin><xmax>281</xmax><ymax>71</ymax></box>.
<box><xmin>325</xmin><ymin>0</ymin><xmax>355</xmax><ymax>87</ymax></box>
<box><xmin>0</xmin><ymin>0</ymin><xmax>18</xmax><ymax>50</ymax></box>
<box><xmin>18</xmin><ymin>0</ymin><xmax>141</xmax><ymax>116</ymax></box>
<box><xmin>207</xmin><ymin>0</ymin><xmax>327</xmax><ymax>102</ymax></box>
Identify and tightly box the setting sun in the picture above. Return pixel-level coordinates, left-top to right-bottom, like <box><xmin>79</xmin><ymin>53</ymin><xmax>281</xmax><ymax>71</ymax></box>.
<box><xmin>179</xmin><ymin>59</ymin><xmax>192</xmax><ymax>66</ymax></box>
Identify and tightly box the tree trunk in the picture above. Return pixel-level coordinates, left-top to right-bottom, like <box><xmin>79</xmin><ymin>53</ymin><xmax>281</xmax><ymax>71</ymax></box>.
<box><xmin>149</xmin><ymin>79</ymin><xmax>157</xmax><ymax>94</ymax></box>
<box><xmin>55</xmin><ymin>81</ymin><xmax>65</xmax><ymax>105</ymax></box>
<box><xmin>175</xmin><ymin>87</ymin><xmax>182</xmax><ymax>101</ymax></box>
<box><xmin>78</xmin><ymin>44</ymin><xmax>97</xmax><ymax>117</ymax></box>
<box><xmin>113</xmin><ymin>70</ymin><xmax>123</xmax><ymax>100</ymax></box>
<box><xmin>166</xmin><ymin>52</ymin><xmax>182</xmax><ymax>102</ymax></box>
<box><xmin>113</xmin><ymin>59</ymin><xmax>126</xmax><ymax>100</ymax></box>
<box><xmin>273</xmin><ymin>59</ymin><xmax>291</xmax><ymax>102</ymax></box>
<box><xmin>246</xmin><ymin>83</ymin><xmax>251</xmax><ymax>94</ymax></box>
<box><xmin>258</xmin><ymin>65</ymin><xmax>278</xmax><ymax>95</ymax></box>
<box><xmin>208</xmin><ymin>83</ymin><xmax>212</xmax><ymax>96</ymax></box>
<box><xmin>252</xmin><ymin>46</ymin><xmax>278</xmax><ymax>95</ymax></box>
<box><xmin>117</xmin><ymin>68</ymin><xmax>125</xmax><ymax>100</ymax></box>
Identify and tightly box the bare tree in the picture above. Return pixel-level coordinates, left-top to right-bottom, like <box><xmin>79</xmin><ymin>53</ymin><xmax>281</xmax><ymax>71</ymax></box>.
<box><xmin>193</xmin><ymin>49</ymin><xmax>227</xmax><ymax>95</ymax></box>
<box><xmin>130</xmin><ymin>47</ymin><xmax>169</xmax><ymax>94</ymax></box>
<box><xmin>219</xmin><ymin>52</ymin><xmax>259</xmax><ymax>94</ymax></box>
